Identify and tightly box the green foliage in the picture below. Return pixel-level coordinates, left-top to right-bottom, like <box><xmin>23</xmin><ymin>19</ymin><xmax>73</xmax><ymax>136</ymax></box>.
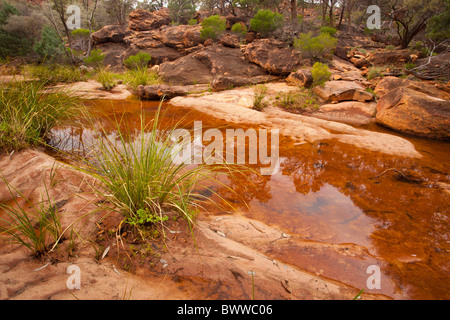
<box><xmin>24</xmin><ymin>64</ymin><xmax>89</xmax><ymax>84</ymax></box>
<box><xmin>124</xmin><ymin>51</ymin><xmax>152</xmax><ymax>69</ymax></box>
<box><xmin>366</xmin><ymin>66</ymin><xmax>384</xmax><ymax>80</ymax></box>
<box><xmin>293</xmin><ymin>32</ymin><xmax>337</xmax><ymax>60</ymax></box>
<box><xmin>0</xmin><ymin>179</ymin><xmax>62</xmax><ymax>257</ymax></box>
<box><xmin>250</xmin><ymin>9</ymin><xmax>284</xmax><ymax>36</ymax></box>
<box><xmin>168</xmin><ymin>0</ymin><xmax>196</xmax><ymax>24</ymax></box>
<box><xmin>426</xmin><ymin>0</ymin><xmax>450</xmax><ymax>41</ymax></box>
<box><xmin>404</xmin><ymin>62</ymin><xmax>416</xmax><ymax>70</ymax></box>
<box><xmin>84</xmin><ymin>48</ymin><xmax>105</xmax><ymax>68</ymax></box>
<box><xmin>252</xmin><ymin>84</ymin><xmax>268</xmax><ymax>111</ymax></box>
<box><xmin>188</xmin><ymin>18</ymin><xmax>198</xmax><ymax>25</ymax></box>
<box><xmin>97</xmin><ymin>69</ymin><xmax>117</xmax><ymax>91</ymax></box>
<box><xmin>33</xmin><ymin>25</ymin><xmax>64</xmax><ymax>62</ymax></box>
<box><xmin>71</xmin><ymin>28</ymin><xmax>90</xmax><ymax>38</ymax></box>
<box><xmin>123</xmin><ymin>67</ymin><xmax>161</xmax><ymax>91</ymax></box>
<box><xmin>385</xmin><ymin>45</ymin><xmax>395</xmax><ymax>50</ymax></box>
<box><xmin>0</xmin><ymin>80</ymin><xmax>81</xmax><ymax>152</ymax></box>
<box><xmin>231</xmin><ymin>22</ymin><xmax>248</xmax><ymax>38</ymax></box>
<box><xmin>200</xmin><ymin>15</ymin><xmax>226</xmax><ymax>40</ymax></box>
<box><xmin>311</xmin><ymin>62</ymin><xmax>331</xmax><ymax>87</ymax></box>
<box><xmin>126</xmin><ymin>208</ymin><xmax>168</xmax><ymax>227</ymax></box>
<box><xmin>77</xmin><ymin>104</ymin><xmax>225</xmax><ymax>232</ymax></box>
<box><xmin>319</xmin><ymin>26</ymin><xmax>337</xmax><ymax>36</ymax></box>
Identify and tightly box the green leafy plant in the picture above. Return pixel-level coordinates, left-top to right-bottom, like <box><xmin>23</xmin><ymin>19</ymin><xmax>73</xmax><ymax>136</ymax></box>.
<box><xmin>123</xmin><ymin>67</ymin><xmax>161</xmax><ymax>91</ymax></box>
<box><xmin>124</xmin><ymin>51</ymin><xmax>152</xmax><ymax>70</ymax></box>
<box><xmin>84</xmin><ymin>48</ymin><xmax>105</xmax><ymax>68</ymax></box>
<box><xmin>23</xmin><ymin>64</ymin><xmax>89</xmax><ymax>84</ymax></box>
<box><xmin>250</xmin><ymin>9</ymin><xmax>284</xmax><ymax>36</ymax></box>
<box><xmin>200</xmin><ymin>15</ymin><xmax>226</xmax><ymax>40</ymax></box>
<box><xmin>97</xmin><ymin>69</ymin><xmax>117</xmax><ymax>91</ymax></box>
<box><xmin>366</xmin><ymin>66</ymin><xmax>384</xmax><ymax>80</ymax></box>
<box><xmin>293</xmin><ymin>32</ymin><xmax>337</xmax><ymax>60</ymax></box>
<box><xmin>33</xmin><ymin>25</ymin><xmax>64</xmax><ymax>62</ymax></box>
<box><xmin>0</xmin><ymin>179</ymin><xmax>62</xmax><ymax>257</ymax></box>
<box><xmin>252</xmin><ymin>84</ymin><xmax>268</xmax><ymax>111</ymax></box>
<box><xmin>188</xmin><ymin>18</ymin><xmax>197</xmax><ymax>26</ymax></box>
<box><xmin>311</xmin><ymin>62</ymin><xmax>331</xmax><ymax>87</ymax></box>
<box><xmin>77</xmin><ymin>103</ymin><xmax>236</xmax><ymax>235</ymax></box>
<box><xmin>319</xmin><ymin>26</ymin><xmax>337</xmax><ymax>36</ymax></box>
<box><xmin>231</xmin><ymin>22</ymin><xmax>248</xmax><ymax>38</ymax></box>
<box><xmin>0</xmin><ymin>80</ymin><xmax>81</xmax><ymax>152</ymax></box>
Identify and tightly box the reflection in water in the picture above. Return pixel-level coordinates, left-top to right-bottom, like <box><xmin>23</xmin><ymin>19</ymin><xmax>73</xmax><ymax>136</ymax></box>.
<box><xmin>48</xmin><ymin>99</ymin><xmax>450</xmax><ymax>299</ymax></box>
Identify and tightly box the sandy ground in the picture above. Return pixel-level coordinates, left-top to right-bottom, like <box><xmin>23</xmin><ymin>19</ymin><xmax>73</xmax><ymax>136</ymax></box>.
<box><xmin>0</xmin><ymin>149</ymin><xmax>390</xmax><ymax>300</ymax></box>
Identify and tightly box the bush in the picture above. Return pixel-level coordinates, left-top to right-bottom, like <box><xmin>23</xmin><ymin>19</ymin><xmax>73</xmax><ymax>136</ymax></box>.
<box><xmin>124</xmin><ymin>51</ymin><xmax>152</xmax><ymax>69</ymax></box>
<box><xmin>252</xmin><ymin>84</ymin><xmax>268</xmax><ymax>111</ymax></box>
<box><xmin>0</xmin><ymin>80</ymin><xmax>81</xmax><ymax>152</ymax></box>
<box><xmin>97</xmin><ymin>69</ymin><xmax>117</xmax><ymax>91</ymax></box>
<box><xmin>200</xmin><ymin>15</ymin><xmax>226</xmax><ymax>40</ymax></box>
<box><xmin>123</xmin><ymin>67</ymin><xmax>161</xmax><ymax>91</ymax></box>
<box><xmin>231</xmin><ymin>22</ymin><xmax>247</xmax><ymax>38</ymax></box>
<box><xmin>319</xmin><ymin>26</ymin><xmax>337</xmax><ymax>36</ymax></box>
<box><xmin>23</xmin><ymin>64</ymin><xmax>89</xmax><ymax>84</ymax></box>
<box><xmin>71</xmin><ymin>28</ymin><xmax>90</xmax><ymax>38</ymax></box>
<box><xmin>293</xmin><ymin>32</ymin><xmax>337</xmax><ymax>60</ymax></box>
<box><xmin>34</xmin><ymin>25</ymin><xmax>64</xmax><ymax>62</ymax></box>
<box><xmin>188</xmin><ymin>18</ymin><xmax>197</xmax><ymax>25</ymax></box>
<box><xmin>366</xmin><ymin>66</ymin><xmax>383</xmax><ymax>80</ymax></box>
<box><xmin>84</xmin><ymin>48</ymin><xmax>105</xmax><ymax>68</ymax></box>
<box><xmin>311</xmin><ymin>62</ymin><xmax>331</xmax><ymax>87</ymax></box>
<box><xmin>250</xmin><ymin>9</ymin><xmax>284</xmax><ymax>36</ymax></box>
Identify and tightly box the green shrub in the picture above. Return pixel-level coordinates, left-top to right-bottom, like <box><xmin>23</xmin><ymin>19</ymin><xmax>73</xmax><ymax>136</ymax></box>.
<box><xmin>319</xmin><ymin>26</ymin><xmax>337</xmax><ymax>36</ymax></box>
<box><xmin>252</xmin><ymin>84</ymin><xmax>268</xmax><ymax>111</ymax></box>
<box><xmin>188</xmin><ymin>18</ymin><xmax>197</xmax><ymax>25</ymax></box>
<box><xmin>311</xmin><ymin>62</ymin><xmax>331</xmax><ymax>87</ymax></box>
<box><xmin>293</xmin><ymin>32</ymin><xmax>337</xmax><ymax>60</ymax></box>
<box><xmin>404</xmin><ymin>62</ymin><xmax>416</xmax><ymax>70</ymax></box>
<box><xmin>366</xmin><ymin>66</ymin><xmax>383</xmax><ymax>79</ymax></box>
<box><xmin>71</xmin><ymin>28</ymin><xmax>90</xmax><ymax>38</ymax></box>
<box><xmin>123</xmin><ymin>67</ymin><xmax>161</xmax><ymax>91</ymax></box>
<box><xmin>0</xmin><ymin>179</ymin><xmax>62</xmax><ymax>257</ymax></box>
<box><xmin>33</xmin><ymin>25</ymin><xmax>64</xmax><ymax>62</ymax></box>
<box><xmin>0</xmin><ymin>80</ymin><xmax>81</xmax><ymax>152</ymax></box>
<box><xmin>97</xmin><ymin>69</ymin><xmax>117</xmax><ymax>91</ymax></box>
<box><xmin>231</xmin><ymin>22</ymin><xmax>247</xmax><ymax>38</ymax></box>
<box><xmin>200</xmin><ymin>15</ymin><xmax>226</xmax><ymax>40</ymax></box>
<box><xmin>124</xmin><ymin>51</ymin><xmax>152</xmax><ymax>69</ymax></box>
<box><xmin>84</xmin><ymin>48</ymin><xmax>105</xmax><ymax>68</ymax></box>
<box><xmin>385</xmin><ymin>45</ymin><xmax>395</xmax><ymax>50</ymax></box>
<box><xmin>23</xmin><ymin>64</ymin><xmax>89</xmax><ymax>84</ymax></box>
<box><xmin>250</xmin><ymin>9</ymin><xmax>284</xmax><ymax>36</ymax></box>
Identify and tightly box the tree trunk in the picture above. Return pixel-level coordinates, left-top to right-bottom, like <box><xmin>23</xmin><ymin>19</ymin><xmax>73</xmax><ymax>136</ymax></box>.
<box><xmin>291</xmin><ymin>0</ymin><xmax>297</xmax><ymax>22</ymax></box>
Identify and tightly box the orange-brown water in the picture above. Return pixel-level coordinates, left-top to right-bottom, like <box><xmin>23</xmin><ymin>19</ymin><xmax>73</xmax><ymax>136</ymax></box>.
<box><xmin>49</xmin><ymin>98</ymin><xmax>450</xmax><ymax>299</ymax></box>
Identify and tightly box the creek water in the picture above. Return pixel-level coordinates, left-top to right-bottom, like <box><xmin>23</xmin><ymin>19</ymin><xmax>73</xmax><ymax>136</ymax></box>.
<box><xmin>49</xmin><ymin>98</ymin><xmax>450</xmax><ymax>300</ymax></box>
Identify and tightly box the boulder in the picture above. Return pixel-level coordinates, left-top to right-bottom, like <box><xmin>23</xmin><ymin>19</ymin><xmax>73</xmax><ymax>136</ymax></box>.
<box><xmin>159</xmin><ymin>55</ymin><xmax>213</xmax><ymax>85</ymax></box>
<box><xmin>128</xmin><ymin>9</ymin><xmax>171</xmax><ymax>31</ymax></box>
<box><xmin>286</xmin><ymin>69</ymin><xmax>313</xmax><ymax>87</ymax></box>
<box><xmin>243</xmin><ymin>39</ymin><xmax>304</xmax><ymax>75</ymax></box>
<box><xmin>159</xmin><ymin>45</ymin><xmax>270</xmax><ymax>85</ymax></box>
<box><xmin>94</xmin><ymin>42</ymin><xmax>128</xmax><ymax>72</ymax></box>
<box><xmin>407</xmin><ymin>52</ymin><xmax>450</xmax><ymax>81</ymax></box>
<box><xmin>313</xmin><ymin>81</ymin><xmax>374</xmax><ymax>102</ymax></box>
<box><xmin>91</xmin><ymin>25</ymin><xmax>129</xmax><ymax>44</ymax></box>
<box><xmin>375</xmin><ymin>76</ymin><xmax>450</xmax><ymax>100</ymax></box>
<box><xmin>137</xmin><ymin>84</ymin><xmax>209</xmax><ymax>100</ymax></box>
<box><xmin>367</xmin><ymin>50</ymin><xmax>412</xmax><ymax>66</ymax></box>
<box><xmin>219</xmin><ymin>32</ymin><xmax>240</xmax><ymax>48</ymax></box>
<box><xmin>123</xmin><ymin>44</ymin><xmax>183</xmax><ymax>66</ymax></box>
<box><xmin>376</xmin><ymin>87</ymin><xmax>450</xmax><ymax>140</ymax></box>
<box><xmin>310</xmin><ymin>101</ymin><xmax>377</xmax><ymax>124</ymax></box>
<box><xmin>154</xmin><ymin>25</ymin><xmax>202</xmax><ymax>50</ymax></box>
<box><xmin>210</xmin><ymin>75</ymin><xmax>275</xmax><ymax>91</ymax></box>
